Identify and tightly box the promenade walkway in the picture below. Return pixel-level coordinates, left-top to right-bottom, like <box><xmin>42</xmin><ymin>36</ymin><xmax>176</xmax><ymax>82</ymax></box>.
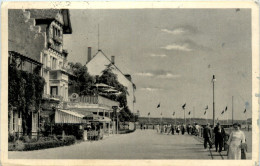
<box><xmin>8</xmin><ymin>129</ymin><xmax>232</xmax><ymax>159</ymax></box>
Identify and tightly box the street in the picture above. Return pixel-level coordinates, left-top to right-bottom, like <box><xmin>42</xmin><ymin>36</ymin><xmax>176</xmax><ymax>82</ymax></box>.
<box><xmin>10</xmin><ymin>129</ymin><xmax>218</xmax><ymax>159</ymax></box>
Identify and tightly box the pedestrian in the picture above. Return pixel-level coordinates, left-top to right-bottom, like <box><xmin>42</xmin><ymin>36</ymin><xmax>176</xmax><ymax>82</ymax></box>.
<box><xmin>156</xmin><ymin>124</ymin><xmax>160</xmax><ymax>133</ymax></box>
<box><xmin>171</xmin><ymin>124</ymin><xmax>175</xmax><ymax>135</ymax></box>
<box><xmin>176</xmin><ymin>125</ymin><xmax>180</xmax><ymax>135</ymax></box>
<box><xmin>227</xmin><ymin>123</ymin><xmax>246</xmax><ymax>159</ymax></box>
<box><xmin>181</xmin><ymin>123</ymin><xmax>185</xmax><ymax>135</ymax></box>
<box><xmin>203</xmin><ymin>123</ymin><xmax>213</xmax><ymax>149</ymax></box>
<box><xmin>167</xmin><ymin>124</ymin><xmax>172</xmax><ymax>135</ymax></box>
<box><xmin>214</xmin><ymin>123</ymin><xmax>226</xmax><ymax>152</ymax></box>
<box><xmin>195</xmin><ymin>123</ymin><xmax>200</xmax><ymax>136</ymax></box>
<box><xmin>140</xmin><ymin>124</ymin><xmax>143</xmax><ymax>130</ymax></box>
<box><xmin>187</xmin><ymin>124</ymin><xmax>190</xmax><ymax>134</ymax></box>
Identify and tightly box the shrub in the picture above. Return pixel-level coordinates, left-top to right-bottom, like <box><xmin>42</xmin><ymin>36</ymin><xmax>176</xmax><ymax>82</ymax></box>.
<box><xmin>62</xmin><ymin>136</ymin><xmax>76</xmax><ymax>145</ymax></box>
<box><xmin>8</xmin><ymin>133</ymin><xmax>15</xmax><ymax>142</ymax></box>
<box><xmin>15</xmin><ymin>140</ymin><xmax>25</xmax><ymax>151</ymax></box>
<box><xmin>9</xmin><ymin>135</ymin><xmax>76</xmax><ymax>151</ymax></box>
<box><xmin>8</xmin><ymin>143</ymin><xmax>15</xmax><ymax>151</ymax></box>
<box><xmin>19</xmin><ymin>135</ymin><xmax>30</xmax><ymax>143</ymax></box>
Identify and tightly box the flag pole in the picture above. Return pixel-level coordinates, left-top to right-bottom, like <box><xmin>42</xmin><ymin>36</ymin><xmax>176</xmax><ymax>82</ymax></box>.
<box><xmin>232</xmin><ymin>96</ymin><xmax>234</xmax><ymax>125</ymax></box>
<box><xmin>226</xmin><ymin>108</ymin><xmax>228</xmax><ymax>126</ymax></box>
<box><xmin>206</xmin><ymin>111</ymin><xmax>208</xmax><ymax>124</ymax></box>
<box><xmin>184</xmin><ymin>109</ymin><xmax>186</xmax><ymax>125</ymax></box>
<box><xmin>190</xmin><ymin>112</ymin><xmax>191</xmax><ymax>124</ymax></box>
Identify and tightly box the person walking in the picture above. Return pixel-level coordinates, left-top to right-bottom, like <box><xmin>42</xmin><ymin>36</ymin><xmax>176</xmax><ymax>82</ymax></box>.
<box><xmin>203</xmin><ymin>123</ymin><xmax>213</xmax><ymax>149</ymax></box>
<box><xmin>176</xmin><ymin>125</ymin><xmax>180</xmax><ymax>135</ymax></box>
<box><xmin>181</xmin><ymin>124</ymin><xmax>185</xmax><ymax>135</ymax></box>
<box><xmin>214</xmin><ymin>123</ymin><xmax>226</xmax><ymax>152</ymax></box>
<box><xmin>171</xmin><ymin>124</ymin><xmax>175</xmax><ymax>135</ymax></box>
<box><xmin>227</xmin><ymin>123</ymin><xmax>246</xmax><ymax>159</ymax></box>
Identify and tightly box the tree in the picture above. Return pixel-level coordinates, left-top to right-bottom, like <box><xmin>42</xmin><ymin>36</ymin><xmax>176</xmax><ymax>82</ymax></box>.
<box><xmin>99</xmin><ymin>66</ymin><xmax>135</xmax><ymax>122</ymax></box>
<box><xmin>8</xmin><ymin>62</ymin><xmax>45</xmax><ymax>136</ymax></box>
<box><xmin>68</xmin><ymin>62</ymin><xmax>95</xmax><ymax>96</ymax></box>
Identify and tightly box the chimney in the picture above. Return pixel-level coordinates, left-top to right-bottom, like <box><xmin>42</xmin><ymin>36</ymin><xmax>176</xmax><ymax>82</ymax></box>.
<box><xmin>88</xmin><ymin>47</ymin><xmax>92</xmax><ymax>62</ymax></box>
<box><xmin>111</xmin><ymin>56</ymin><xmax>115</xmax><ymax>65</ymax></box>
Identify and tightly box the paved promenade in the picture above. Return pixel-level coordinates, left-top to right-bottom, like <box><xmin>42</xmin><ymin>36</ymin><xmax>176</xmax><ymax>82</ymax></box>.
<box><xmin>9</xmin><ymin>129</ymin><xmax>227</xmax><ymax>159</ymax></box>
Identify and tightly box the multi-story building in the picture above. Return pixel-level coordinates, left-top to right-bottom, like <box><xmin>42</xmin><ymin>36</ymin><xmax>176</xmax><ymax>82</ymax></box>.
<box><xmin>8</xmin><ymin>9</ymin><xmax>46</xmax><ymax>136</ymax></box>
<box><xmin>86</xmin><ymin>48</ymin><xmax>136</xmax><ymax>113</ymax></box>
<box><xmin>25</xmin><ymin>9</ymin><xmax>73</xmax><ymax>124</ymax></box>
<box><xmin>8</xmin><ymin>9</ymin><xmax>73</xmax><ymax>136</ymax></box>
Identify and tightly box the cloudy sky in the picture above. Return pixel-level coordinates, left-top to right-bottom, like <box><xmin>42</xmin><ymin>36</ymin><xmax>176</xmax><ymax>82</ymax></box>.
<box><xmin>64</xmin><ymin>9</ymin><xmax>252</xmax><ymax>120</ymax></box>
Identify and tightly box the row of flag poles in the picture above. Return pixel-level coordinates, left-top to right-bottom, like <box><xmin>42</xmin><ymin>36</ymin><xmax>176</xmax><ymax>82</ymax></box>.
<box><xmin>147</xmin><ymin>101</ymin><xmax>248</xmax><ymax>125</ymax></box>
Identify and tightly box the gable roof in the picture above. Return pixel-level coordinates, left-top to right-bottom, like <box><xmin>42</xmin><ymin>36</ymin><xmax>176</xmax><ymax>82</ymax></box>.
<box><xmin>26</xmin><ymin>9</ymin><xmax>72</xmax><ymax>34</ymax></box>
<box><xmin>86</xmin><ymin>50</ymin><xmax>135</xmax><ymax>86</ymax></box>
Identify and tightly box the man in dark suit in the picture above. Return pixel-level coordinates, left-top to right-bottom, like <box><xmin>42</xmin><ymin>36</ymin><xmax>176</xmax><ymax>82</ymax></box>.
<box><xmin>203</xmin><ymin>123</ymin><xmax>212</xmax><ymax>149</ymax></box>
<box><xmin>213</xmin><ymin>123</ymin><xmax>226</xmax><ymax>152</ymax></box>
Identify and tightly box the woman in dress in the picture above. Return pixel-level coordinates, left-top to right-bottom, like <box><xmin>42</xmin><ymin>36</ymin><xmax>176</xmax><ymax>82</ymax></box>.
<box><xmin>227</xmin><ymin>123</ymin><xmax>246</xmax><ymax>159</ymax></box>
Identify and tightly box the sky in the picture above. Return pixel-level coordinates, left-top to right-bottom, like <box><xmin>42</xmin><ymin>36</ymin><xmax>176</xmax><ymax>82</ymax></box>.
<box><xmin>63</xmin><ymin>9</ymin><xmax>252</xmax><ymax>120</ymax></box>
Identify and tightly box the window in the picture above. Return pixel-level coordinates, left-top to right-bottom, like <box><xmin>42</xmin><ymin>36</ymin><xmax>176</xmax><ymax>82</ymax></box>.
<box><xmin>42</xmin><ymin>54</ymin><xmax>47</xmax><ymax>68</ymax></box>
<box><xmin>50</xmin><ymin>86</ymin><xmax>58</xmax><ymax>96</ymax></box>
<box><xmin>13</xmin><ymin>111</ymin><xmax>15</xmax><ymax>131</ymax></box>
<box><xmin>51</xmin><ymin>57</ymin><xmax>57</xmax><ymax>69</ymax></box>
<box><xmin>59</xmin><ymin>62</ymin><xmax>62</xmax><ymax>69</ymax></box>
<box><xmin>53</xmin><ymin>26</ymin><xmax>55</xmax><ymax>39</ymax></box>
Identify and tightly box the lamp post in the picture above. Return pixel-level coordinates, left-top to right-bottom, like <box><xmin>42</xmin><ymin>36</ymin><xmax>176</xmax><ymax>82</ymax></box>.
<box><xmin>116</xmin><ymin>108</ymin><xmax>120</xmax><ymax>134</ymax></box>
<box><xmin>212</xmin><ymin>75</ymin><xmax>216</xmax><ymax>127</ymax></box>
<box><xmin>112</xmin><ymin>106</ymin><xmax>118</xmax><ymax>134</ymax></box>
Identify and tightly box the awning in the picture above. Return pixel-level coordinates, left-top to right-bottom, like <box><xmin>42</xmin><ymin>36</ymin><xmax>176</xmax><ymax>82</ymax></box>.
<box><xmin>55</xmin><ymin>109</ymin><xmax>86</xmax><ymax>124</ymax></box>
<box><xmin>83</xmin><ymin>114</ymin><xmax>111</xmax><ymax>122</ymax></box>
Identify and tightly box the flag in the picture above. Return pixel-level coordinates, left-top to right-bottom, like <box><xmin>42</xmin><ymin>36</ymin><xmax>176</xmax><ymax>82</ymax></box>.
<box><xmin>204</xmin><ymin>111</ymin><xmax>206</xmax><ymax>115</ymax></box>
<box><xmin>221</xmin><ymin>110</ymin><xmax>224</xmax><ymax>114</ymax></box>
<box><xmin>148</xmin><ymin>112</ymin><xmax>150</xmax><ymax>116</ymax></box>
<box><xmin>205</xmin><ymin>105</ymin><xmax>208</xmax><ymax>110</ymax></box>
<box><xmin>182</xmin><ymin>103</ymin><xmax>186</xmax><ymax>110</ymax></box>
<box><xmin>173</xmin><ymin>112</ymin><xmax>175</xmax><ymax>116</ymax></box>
<box><xmin>188</xmin><ymin>111</ymin><xmax>191</xmax><ymax>115</ymax></box>
<box><xmin>244</xmin><ymin>109</ymin><xmax>246</xmax><ymax>113</ymax></box>
<box><xmin>225</xmin><ymin>106</ymin><xmax>228</xmax><ymax>112</ymax></box>
<box><xmin>157</xmin><ymin>103</ymin><xmax>160</xmax><ymax>108</ymax></box>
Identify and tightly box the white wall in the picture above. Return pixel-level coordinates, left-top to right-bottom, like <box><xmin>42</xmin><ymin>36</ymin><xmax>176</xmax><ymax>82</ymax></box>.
<box><xmin>86</xmin><ymin>52</ymin><xmax>135</xmax><ymax>113</ymax></box>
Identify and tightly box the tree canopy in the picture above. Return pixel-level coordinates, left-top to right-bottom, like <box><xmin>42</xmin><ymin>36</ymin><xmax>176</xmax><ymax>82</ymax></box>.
<box><xmin>68</xmin><ymin>62</ymin><xmax>95</xmax><ymax>96</ymax></box>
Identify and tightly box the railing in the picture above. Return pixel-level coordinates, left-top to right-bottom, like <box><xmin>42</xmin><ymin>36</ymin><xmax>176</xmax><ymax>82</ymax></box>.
<box><xmin>68</xmin><ymin>95</ymin><xmax>119</xmax><ymax>109</ymax></box>
<box><xmin>50</xmin><ymin>94</ymin><xmax>63</xmax><ymax>100</ymax></box>
<box><xmin>98</xmin><ymin>95</ymin><xmax>119</xmax><ymax>107</ymax></box>
<box><xmin>53</xmin><ymin>35</ymin><xmax>63</xmax><ymax>44</ymax></box>
<box><xmin>42</xmin><ymin>93</ymin><xmax>63</xmax><ymax>101</ymax></box>
<box><xmin>78</xmin><ymin>96</ymin><xmax>98</xmax><ymax>104</ymax></box>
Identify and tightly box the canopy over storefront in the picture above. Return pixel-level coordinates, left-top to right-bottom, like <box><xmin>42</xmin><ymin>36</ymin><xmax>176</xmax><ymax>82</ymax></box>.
<box><xmin>55</xmin><ymin>109</ymin><xmax>86</xmax><ymax>124</ymax></box>
<box><xmin>83</xmin><ymin>114</ymin><xmax>111</xmax><ymax>122</ymax></box>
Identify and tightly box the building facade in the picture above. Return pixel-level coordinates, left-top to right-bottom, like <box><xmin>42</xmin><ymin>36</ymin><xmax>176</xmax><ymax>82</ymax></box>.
<box><xmin>85</xmin><ymin>49</ymin><xmax>136</xmax><ymax>113</ymax></box>
<box><xmin>8</xmin><ymin>9</ymin><xmax>73</xmax><ymax>136</ymax></box>
<box><xmin>24</xmin><ymin>9</ymin><xmax>73</xmax><ymax>128</ymax></box>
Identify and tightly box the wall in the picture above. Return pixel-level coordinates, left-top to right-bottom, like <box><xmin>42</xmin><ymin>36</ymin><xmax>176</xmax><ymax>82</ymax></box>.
<box><xmin>8</xmin><ymin>9</ymin><xmax>45</xmax><ymax>62</ymax></box>
<box><xmin>86</xmin><ymin>52</ymin><xmax>135</xmax><ymax>113</ymax></box>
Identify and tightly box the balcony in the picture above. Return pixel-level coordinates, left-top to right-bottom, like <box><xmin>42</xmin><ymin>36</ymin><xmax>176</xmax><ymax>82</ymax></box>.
<box><xmin>53</xmin><ymin>35</ymin><xmax>63</xmax><ymax>44</ymax></box>
<box><xmin>50</xmin><ymin>94</ymin><xmax>63</xmax><ymax>101</ymax></box>
<box><xmin>49</xmin><ymin>70</ymin><xmax>68</xmax><ymax>82</ymax></box>
<box><xmin>67</xmin><ymin>95</ymin><xmax>119</xmax><ymax>110</ymax></box>
<box><xmin>43</xmin><ymin>65</ymin><xmax>51</xmax><ymax>72</ymax></box>
<box><xmin>42</xmin><ymin>93</ymin><xmax>63</xmax><ymax>101</ymax></box>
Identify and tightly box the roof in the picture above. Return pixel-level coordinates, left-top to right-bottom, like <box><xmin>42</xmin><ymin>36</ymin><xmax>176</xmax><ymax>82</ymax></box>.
<box><xmin>26</xmin><ymin>9</ymin><xmax>72</xmax><ymax>34</ymax></box>
<box><xmin>9</xmin><ymin>51</ymin><xmax>42</xmax><ymax>66</ymax></box>
<box><xmin>59</xmin><ymin>109</ymin><xmax>85</xmax><ymax>118</ymax></box>
<box><xmin>86</xmin><ymin>50</ymin><xmax>135</xmax><ymax>86</ymax></box>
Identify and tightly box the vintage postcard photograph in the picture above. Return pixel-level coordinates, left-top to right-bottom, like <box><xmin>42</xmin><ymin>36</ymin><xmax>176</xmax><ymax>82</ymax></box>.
<box><xmin>1</xmin><ymin>1</ymin><xmax>259</xmax><ymax>166</ymax></box>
